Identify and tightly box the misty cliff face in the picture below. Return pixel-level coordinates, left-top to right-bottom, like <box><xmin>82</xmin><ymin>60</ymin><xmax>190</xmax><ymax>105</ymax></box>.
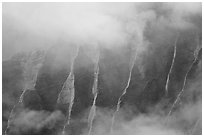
<box><xmin>3</xmin><ymin>28</ymin><xmax>202</xmax><ymax>134</ymax></box>
<box><xmin>2</xmin><ymin>2</ymin><xmax>201</xmax><ymax>135</ymax></box>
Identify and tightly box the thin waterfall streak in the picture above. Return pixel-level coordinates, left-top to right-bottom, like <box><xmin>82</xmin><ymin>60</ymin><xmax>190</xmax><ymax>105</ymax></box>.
<box><xmin>110</xmin><ymin>72</ymin><xmax>130</xmax><ymax>134</ymax></box>
<box><xmin>67</xmin><ymin>73</ymin><xmax>75</xmax><ymax>126</ymax></box>
<box><xmin>167</xmin><ymin>46</ymin><xmax>201</xmax><ymax>118</ymax></box>
<box><xmin>6</xmin><ymin>77</ymin><xmax>29</xmax><ymax>134</ymax></box>
<box><xmin>5</xmin><ymin>51</ymin><xmax>45</xmax><ymax>135</ymax></box>
<box><xmin>88</xmin><ymin>94</ymin><xmax>98</xmax><ymax>135</ymax></box>
<box><xmin>165</xmin><ymin>36</ymin><xmax>178</xmax><ymax>97</ymax></box>
<box><xmin>32</xmin><ymin>58</ymin><xmax>44</xmax><ymax>89</ymax></box>
<box><xmin>62</xmin><ymin>122</ymin><xmax>67</xmax><ymax>135</ymax></box>
<box><xmin>59</xmin><ymin>46</ymin><xmax>79</xmax><ymax>134</ymax></box>
<box><xmin>110</xmin><ymin>98</ymin><xmax>122</xmax><ymax>134</ymax></box>
<box><xmin>88</xmin><ymin>50</ymin><xmax>100</xmax><ymax>135</ymax></box>
<box><xmin>19</xmin><ymin>89</ymin><xmax>27</xmax><ymax>103</ymax></box>
<box><xmin>110</xmin><ymin>49</ymin><xmax>137</xmax><ymax>134</ymax></box>
<box><xmin>190</xmin><ymin>118</ymin><xmax>200</xmax><ymax>134</ymax></box>
<box><xmin>58</xmin><ymin>73</ymin><xmax>75</xmax><ymax>134</ymax></box>
<box><xmin>4</xmin><ymin>104</ymin><xmax>18</xmax><ymax>135</ymax></box>
<box><xmin>67</xmin><ymin>102</ymin><xmax>73</xmax><ymax>125</ymax></box>
<box><xmin>57</xmin><ymin>46</ymin><xmax>79</xmax><ymax>102</ymax></box>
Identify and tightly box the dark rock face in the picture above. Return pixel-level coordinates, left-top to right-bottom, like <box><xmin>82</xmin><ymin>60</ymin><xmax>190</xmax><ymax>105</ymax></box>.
<box><xmin>97</xmin><ymin>47</ymin><xmax>131</xmax><ymax>108</ymax></box>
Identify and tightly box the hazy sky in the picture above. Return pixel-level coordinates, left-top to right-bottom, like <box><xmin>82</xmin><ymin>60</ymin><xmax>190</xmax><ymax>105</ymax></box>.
<box><xmin>2</xmin><ymin>2</ymin><xmax>201</xmax><ymax>60</ymax></box>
